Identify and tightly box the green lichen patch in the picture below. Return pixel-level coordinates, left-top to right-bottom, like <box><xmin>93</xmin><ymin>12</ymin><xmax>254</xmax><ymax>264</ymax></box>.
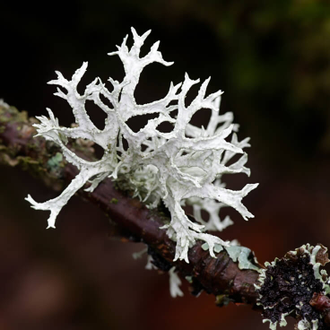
<box><xmin>201</xmin><ymin>243</ymin><xmax>261</xmax><ymax>272</ymax></box>
<box><xmin>226</xmin><ymin>245</ymin><xmax>261</xmax><ymax>272</ymax></box>
<box><xmin>47</xmin><ymin>152</ymin><xmax>63</xmax><ymax>170</ymax></box>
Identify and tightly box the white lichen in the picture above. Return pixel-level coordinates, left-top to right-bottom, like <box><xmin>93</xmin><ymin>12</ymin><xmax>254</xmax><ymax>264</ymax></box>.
<box><xmin>26</xmin><ymin>28</ymin><xmax>258</xmax><ymax>263</ymax></box>
<box><xmin>169</xmin><ymin>267</ymin><xmax>184</xmax><ymax>298</ymax></box>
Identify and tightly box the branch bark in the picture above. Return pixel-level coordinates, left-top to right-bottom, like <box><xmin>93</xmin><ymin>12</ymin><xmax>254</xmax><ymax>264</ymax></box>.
<box><xmin>0</xmin><ymin>102</ymin><xmax>260</xmax><ymax>302</ymax></box>
<box><xmin>1</xmin><ymin>102</ymin><xmax>329</xmax><ymax>328</ymax></box>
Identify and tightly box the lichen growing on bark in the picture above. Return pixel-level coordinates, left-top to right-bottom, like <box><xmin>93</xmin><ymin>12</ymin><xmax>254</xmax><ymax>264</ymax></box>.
<box><xmin>25</xmin><ymin>28</ymin><xmax>258</xmax><ymax>263</ymax></box>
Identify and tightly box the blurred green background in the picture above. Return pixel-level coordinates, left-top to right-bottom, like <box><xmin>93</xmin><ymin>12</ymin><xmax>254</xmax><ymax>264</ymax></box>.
<box><xmin>1</xmin><ymin>0</ymin><xmax>330</xmax><ymax>329</ymax></box>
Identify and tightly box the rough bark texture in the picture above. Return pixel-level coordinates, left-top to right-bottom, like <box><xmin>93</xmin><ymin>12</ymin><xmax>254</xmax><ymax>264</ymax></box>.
<box><xmin>1</xmin><ymin>102</ymin><xmax>330</xmax><ymax>328</ymax></box>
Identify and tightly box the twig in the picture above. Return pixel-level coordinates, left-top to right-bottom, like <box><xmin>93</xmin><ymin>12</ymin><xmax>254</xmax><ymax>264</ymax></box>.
<box><xmin>0</xmin><ymin>102</ymin><xmax>260</xmax><ymax>303</ymax></box>
<box><xmin>2</xmin><ymin>102</ymin><xmax>330</xmax><ymax>328</ymax></box>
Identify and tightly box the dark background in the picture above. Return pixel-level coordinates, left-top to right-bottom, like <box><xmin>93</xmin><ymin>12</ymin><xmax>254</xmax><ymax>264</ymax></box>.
<box><xmin>1</xmin><ymin>1</ymin><xmax>330</xmax><ymax>329</ymax></box>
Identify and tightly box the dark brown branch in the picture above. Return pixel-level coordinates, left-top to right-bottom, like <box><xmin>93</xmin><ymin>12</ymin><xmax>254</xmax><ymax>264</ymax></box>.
<box><xmin>2</xmin><ymin>103</ymin><xmax>330</xmax><ymax>328</ymax></box>
<box><xmin>0</xmin><ymin>103</ymin><xmax>260</xmax><ymax>304</ymax></box>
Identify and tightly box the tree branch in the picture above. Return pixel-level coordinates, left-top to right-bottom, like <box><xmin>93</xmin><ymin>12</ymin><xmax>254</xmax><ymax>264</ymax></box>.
<box><xmin>1</xmin><ymin>102</ymin><xmax>330</xmax><ymax>329</ymax></box>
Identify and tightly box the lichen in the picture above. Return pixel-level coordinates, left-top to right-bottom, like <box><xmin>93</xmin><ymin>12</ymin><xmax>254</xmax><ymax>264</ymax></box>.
<box><xmin>25</xmin><ymin>28</ymin><xmax>258</xmax><ymax>263</ymax></box>
<box><xmin>47</xmin><ymin>152</ymin><xmax>63</xmax><ymax>169</ymax></box>
<box><xmin>256</xmin><ymin>244</ymin><xmax>330</xmax><ymax>330</ymax></box>
<box><xmin>169</xmin><ymin>267</ymin><xmax>184</xmax><ymax>298</ymax></box>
